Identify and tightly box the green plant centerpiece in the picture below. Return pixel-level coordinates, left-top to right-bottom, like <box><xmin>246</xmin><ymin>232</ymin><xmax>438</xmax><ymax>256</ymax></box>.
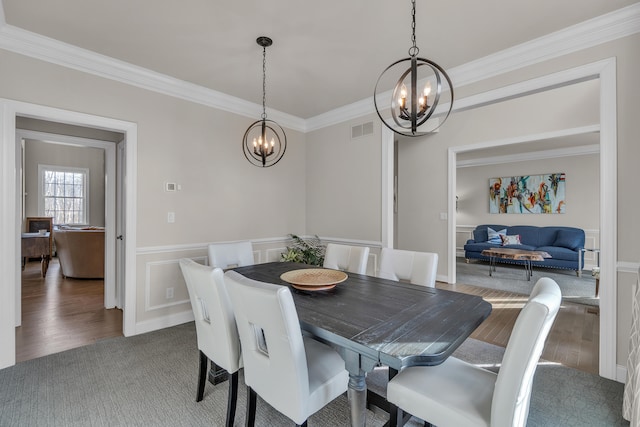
<box><xmin>281</xmin><ymin>234</ymin><xmax>325</xmax><ymax>266</ymax></box>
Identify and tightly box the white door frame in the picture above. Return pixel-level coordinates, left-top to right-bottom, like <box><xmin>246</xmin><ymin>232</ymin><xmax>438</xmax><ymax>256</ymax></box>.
<box><xmin>383</xmin><ymin>58</ymin><xmax>617</xmax><ymax>380</ymax></box>
<box><xmin>116</xmin><ymin>138</ymin><xmax>126</xmax><ymax>309</ymax></box>
<box><xmin>0</xmin><ymin>99</ymin><xmax>138</xmax><ymax>369</ymax></box>
<box><xmin>16</xmin><ymin>130</ymin><xmax>118</xmax><ymax>321</ymax></box>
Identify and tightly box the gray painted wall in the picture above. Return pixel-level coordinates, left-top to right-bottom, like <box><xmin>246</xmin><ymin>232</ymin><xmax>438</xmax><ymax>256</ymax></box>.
<box><xmin>457</xmin><ymin>153</ymin><xmax>600</xmax><ymax>230</ymax></box>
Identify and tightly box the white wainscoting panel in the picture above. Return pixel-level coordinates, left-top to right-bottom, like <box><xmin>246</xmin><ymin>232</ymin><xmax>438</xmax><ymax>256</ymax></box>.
<box><xmin>136</xmin><ymin>236</ymin><xmax>382</xmax><ymax>335</ymax></box>
<box><xmin>144</xmin><ymin>257</ymin><xmax>206</xmax><ymax>311</ymax></box>
<box><xmin>456</xmin><ymin>225</ymin><xmax>476</xmax><ymax>258</ymax></box>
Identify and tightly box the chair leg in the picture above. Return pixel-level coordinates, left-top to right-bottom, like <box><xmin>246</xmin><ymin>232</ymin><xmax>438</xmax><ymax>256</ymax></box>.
<box><xmin>245</xmin><ymin>386</ymin><xmax>257</xmax><ymax>427</ymax></box>
<box><xmin>225</xmin><ymin>371</ymin><xmax>239</xmax><ymax>427</ymax></box>
<box><xmin>196</xmin><ymin>350</ymin><xmax>208</xmax><ymax>402</ymax></box>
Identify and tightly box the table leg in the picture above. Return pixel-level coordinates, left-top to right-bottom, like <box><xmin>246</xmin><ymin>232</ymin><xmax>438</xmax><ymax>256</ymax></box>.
<box><xmin>40</xmin><ymin>255</ymin><xmax>45</xmax><ymax>277</ymax></box>
<box><xmin>340</xmin><ymin>348</ymin><xmax>374</xmax><ymax>427</ymax></box>
<box><xmin>208</xmin><ymin>362</ymin><xmax>229</xmax><ymax>385</ymax></box>
<box><xmin>347</xmin><ymin>372</ymin><xmax>367</xmax><ymax>427</ymax></box>
<box><xmin>43</xmin><ymin>255</ymin><xmax>50</xmax><ymax>276</ymax></box>
<box><xmin>488</xmin><ymin>256</ymin><xmax>494</xmax><ymax>277</ymax></box>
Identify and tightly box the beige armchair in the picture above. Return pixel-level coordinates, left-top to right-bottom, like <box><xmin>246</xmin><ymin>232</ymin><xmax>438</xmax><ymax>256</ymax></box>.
<box><xmin>54</xmin><ymin>228</ymin><xmax>105</xmax><ymax>279</ymax></box>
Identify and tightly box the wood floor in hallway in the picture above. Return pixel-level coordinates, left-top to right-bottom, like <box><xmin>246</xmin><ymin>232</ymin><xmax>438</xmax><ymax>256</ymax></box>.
<box><xmin>16</xmin><ymin>258</ymin><xmax>123</xmax><ymax>363</ymax></box>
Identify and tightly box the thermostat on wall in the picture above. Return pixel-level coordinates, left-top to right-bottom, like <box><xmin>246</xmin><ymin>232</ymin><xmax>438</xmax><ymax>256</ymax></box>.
<box><xmin>165</xmin><ymin>182</ymin><xmax>177</xmax><ymax>192</ymax></box>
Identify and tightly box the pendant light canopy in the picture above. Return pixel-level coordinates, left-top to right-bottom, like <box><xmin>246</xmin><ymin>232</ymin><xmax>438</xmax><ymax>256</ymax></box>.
<box><xmin>243</xmin><ymin>36</ymin><xmax>287</xmax><ymax>167</ymax></box>
<box><xmin>374</xmin><ymin>0</ymin><xmax>454</xmax><ymax>137</ymax></box>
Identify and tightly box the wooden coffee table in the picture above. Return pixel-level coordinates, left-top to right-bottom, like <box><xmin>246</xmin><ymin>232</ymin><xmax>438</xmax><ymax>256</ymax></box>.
<box><xmin>481</xmin><ymin>247</ymin><xmax>551</xmax><ymax>281</ymax></box>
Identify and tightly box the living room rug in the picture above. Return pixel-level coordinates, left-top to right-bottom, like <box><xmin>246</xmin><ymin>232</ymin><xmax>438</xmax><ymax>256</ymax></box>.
<box><xmin>456</xmin><ymin>257</ymin><xmax>599</xmax><ymax>306</ymax></box>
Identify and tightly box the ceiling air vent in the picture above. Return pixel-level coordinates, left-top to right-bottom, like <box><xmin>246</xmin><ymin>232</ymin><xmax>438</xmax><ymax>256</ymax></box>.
<box><xmin>351</xmin><ymin>121</ymin><xmax>374</xmax><ymax>139</ymax></box>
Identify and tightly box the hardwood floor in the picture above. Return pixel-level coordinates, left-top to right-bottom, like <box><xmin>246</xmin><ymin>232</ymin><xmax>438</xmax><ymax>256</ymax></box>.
<box><xmin>437</xmin><ymin>281</ymin><xmax>600</xmax><ymax>375</ymax></box>
<box><xmin>16</xmin><ymin>258</ymin><xmax>123</xmax><ymax>363</ymax></box>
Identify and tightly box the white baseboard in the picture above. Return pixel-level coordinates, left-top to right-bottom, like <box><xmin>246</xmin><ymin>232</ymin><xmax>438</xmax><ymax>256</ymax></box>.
<box><xmin>617</xmin><ymin>364</ymin><xmax>628</xmax><ymax>384</ymax></box>
<box><xmin>134</xmin><ymin>310</ymin><xmax>194</xmax><ymax>336</ymax></box>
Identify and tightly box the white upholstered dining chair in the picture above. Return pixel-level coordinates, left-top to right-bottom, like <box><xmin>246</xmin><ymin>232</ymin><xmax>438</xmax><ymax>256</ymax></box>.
<box><xmin>367</xmin><ymin>247</ymin><xmax>439</xmax><ymax>411</ymax></box>
<box><xmin>179</xmin><ymin>259</ymin><xmax>242</xmax><ymax>427</ymax></box>
<box><xmin>386</xmin><ymin>277</ymin><xmax>561</xmax><ymax>427</ymax></box>
<box><xmin>224</xmin><ymin>270</ymin><xmax>349</xmax><ymax>427</ymax></box>
<box><xmin>323</xmin><ymin>243</ymin><xmax>370</xmax><ymax>275</ymax></box>
<box><xmin>377</xmin><ymin>247</ymin><xmax>438</xmax><ymax>287</ymax></box>
<box><xmin>208</xmin><ymin>241</ymin><xmax>254</xmax><ymax>269</ymax></box>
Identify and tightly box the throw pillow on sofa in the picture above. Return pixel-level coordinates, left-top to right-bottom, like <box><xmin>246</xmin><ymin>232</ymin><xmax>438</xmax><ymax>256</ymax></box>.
<box><xmin>487</xmin><ymin>227</ymin><xmax>506</xmax><ymax>244</ymax></box>
<box><xmin>500</xmin><ymin>234</ymin><xmax>521</xmax><ymax>246</ymax></box>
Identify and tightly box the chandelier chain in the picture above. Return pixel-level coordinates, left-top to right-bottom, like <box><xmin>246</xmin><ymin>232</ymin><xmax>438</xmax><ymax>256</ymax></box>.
<box><xmin>262</xmin><ymin>45</ymin><xmax>267</xmax><ymax>119</ymax></box>
<box><xmin>409</xmin><ymin>0</ymin><xmax>419</xmax><ymax>57</ymax></box>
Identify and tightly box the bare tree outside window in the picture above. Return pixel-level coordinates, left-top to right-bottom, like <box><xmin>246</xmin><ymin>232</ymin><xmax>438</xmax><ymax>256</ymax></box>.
<box><xmin>40</xmin><ymin>166</ymin><xmax>88</xmax><ymax>225</ymax></box>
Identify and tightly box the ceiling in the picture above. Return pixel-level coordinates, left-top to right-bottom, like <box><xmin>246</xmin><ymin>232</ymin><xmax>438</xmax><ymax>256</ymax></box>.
<box><xmin>1</xmin><ymin>1</ymin><xmax>637</xmax><ymax>119</ymax></box>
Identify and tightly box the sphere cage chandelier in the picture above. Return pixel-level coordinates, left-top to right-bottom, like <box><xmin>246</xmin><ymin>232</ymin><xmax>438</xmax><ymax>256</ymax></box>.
<box><xmin>242</xmin><ymin>36</ymin><xmax>287</xmax><ymax>167</ymax></box>
<box><xmin>374</xmin><ymin>0</ymin><xmax>454</xmax><ymax>137</ymax></box>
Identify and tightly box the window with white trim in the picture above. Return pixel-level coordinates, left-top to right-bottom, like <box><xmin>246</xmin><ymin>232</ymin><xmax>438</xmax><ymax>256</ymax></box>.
<box><xmin>39</xmin><ymin>165</ymin><xmax>89</xmax><ymax>225</ymax></box>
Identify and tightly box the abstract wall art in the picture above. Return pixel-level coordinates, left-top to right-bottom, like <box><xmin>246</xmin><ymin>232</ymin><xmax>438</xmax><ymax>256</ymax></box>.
<box><xmin>489</xmin><ymin>173</ymin><xmax>566</xmax><ymax>214</ymax></box>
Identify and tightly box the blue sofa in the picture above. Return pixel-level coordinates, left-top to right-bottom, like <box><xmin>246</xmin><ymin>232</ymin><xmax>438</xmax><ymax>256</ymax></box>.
<box><xmin>464</xmin><ymin>224</ymin><xmax>585</xmax><ymax>274</ymax></box>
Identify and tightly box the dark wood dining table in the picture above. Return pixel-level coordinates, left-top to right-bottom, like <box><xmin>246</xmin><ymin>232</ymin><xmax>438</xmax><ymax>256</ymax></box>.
<box><xmin>232</xmin><ymin>261</ymin><xmax>492</xmax><ymax>427</ymax></box>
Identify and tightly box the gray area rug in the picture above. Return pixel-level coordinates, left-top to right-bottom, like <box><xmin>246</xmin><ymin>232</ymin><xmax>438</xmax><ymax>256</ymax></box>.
<box><xmin>0</xmin><ymin>322</ymin><xmax>626</xmax><ymax>426</ymax></box>
<box><xmin>457</xmin><ymin>257</ymin><xmax>599</xmax><ymax>306</ymax></box>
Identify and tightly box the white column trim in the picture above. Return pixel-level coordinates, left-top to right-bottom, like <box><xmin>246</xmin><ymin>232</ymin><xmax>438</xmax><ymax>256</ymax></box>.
<box><xmin>381</xmin><ymin>125</ymin><xmax>394</xmax><ymax>249</ymax></box>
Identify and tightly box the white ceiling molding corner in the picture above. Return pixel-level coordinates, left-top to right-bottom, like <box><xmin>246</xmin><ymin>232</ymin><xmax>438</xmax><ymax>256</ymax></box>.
<box><xmin>305</xmin><ymin>97</ymin><xmax>374</xmax><ymax>133</ymax></box>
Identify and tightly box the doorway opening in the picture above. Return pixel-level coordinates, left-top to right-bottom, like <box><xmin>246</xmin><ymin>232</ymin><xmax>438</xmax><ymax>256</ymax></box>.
<box><xmin>0</xmin><ymin>99</ymin><xmax>138</xmax><ymax>369</ymax></box>
<box><xmin>382</xmin><ymin>58</ymin><xmax>617</xmax><ymax>379</ymax></box>
<box><xmin>16</xmin><ymin>122</ymin><xmax>124</xmax><ymax>361</ymax></box>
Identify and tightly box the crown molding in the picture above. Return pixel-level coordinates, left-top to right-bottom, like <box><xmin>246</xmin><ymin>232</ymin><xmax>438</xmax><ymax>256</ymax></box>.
<box><xmin>305</xmin><ymin>97</ymin><xmax>375</xmax><ymax>132</ymax></box>
<box><xmin>457</xmin><ymin>143</ymin><xmax>600</xmax><ymax>168</ymax></box>
<box><xmin>456</xmin><ymin>124</ymin><xmax>601</xmax><ymax>167</ymax></box>
<box><xmin>305</xmin><ymin>3</ymin><xmax>640</xmax><ymax>130</ymax></box>
<box><xmin>0</xmin><ymin>22</ymin><xmax>306</xmax><ymax>132</ymax></box>
<box><xmin>449</xmin><ymin>2</ymin><xmax>640</xmax><ymax>89</ymax></box>
<box><xmin>0</xmin><ymin>2</ymin><xmax>638</xmax><ymax>133</ymax></box>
